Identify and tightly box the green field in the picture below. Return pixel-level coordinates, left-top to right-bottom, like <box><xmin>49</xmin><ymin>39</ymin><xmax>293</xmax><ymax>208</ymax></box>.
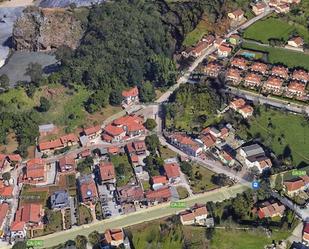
<box><xmin>244</xmin><ymin>17</ymin><xmax>294</xmax><ymax>44</ymax></box>
<box><xmin>128</xmin><ymin>218</ymin><xmax>207</xmax><ymax>249</ymax></box>
<box><xmin>242</xmin><ymin>42</ymin><xmax>309</xmax><ymax>70</ymax></box>
<box><xmin>240</xmin><ymin>108</ymin><xmax>309</xmax><ymax>167</ymax></box>
<box><xmin>159</xmin><ymin>145</ymin><xmax>177</xmax><ymax>159</ymax></box>
<box><xmin>244</xmin><ymin>17</ymin><xmax>309</xmax><ymax>44</ymax></box>
<box><xmin>183</xmin><ymin>18</ymin><xmax>208</xmax><ymax>47</ymax></box>
<box><xmin>190</xmin><ymin>164</ymin><xmax>218</xmax><ymax>194</ymax></box>
<box><xmin>111</xmin><ymin>154</ymin><xmax>134</xmax><ymax>187</ymax></box>
<box><xmin>210</xmin><ymin>228</ymin><xmax>290</xmax><ymax>249</ymax></box>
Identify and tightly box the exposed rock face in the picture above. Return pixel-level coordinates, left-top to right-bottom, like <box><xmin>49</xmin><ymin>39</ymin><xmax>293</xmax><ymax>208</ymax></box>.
<box><xmin>13</xmin><ymin>7</ymin><xmax>83</xmax><ymax>51</ymax></box>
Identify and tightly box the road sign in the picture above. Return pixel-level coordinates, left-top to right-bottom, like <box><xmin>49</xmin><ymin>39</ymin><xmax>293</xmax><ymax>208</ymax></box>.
<box><xmin>252</xmin><ymin>180</ymin><xmax>260</xmax><ymax>190</ymax></box>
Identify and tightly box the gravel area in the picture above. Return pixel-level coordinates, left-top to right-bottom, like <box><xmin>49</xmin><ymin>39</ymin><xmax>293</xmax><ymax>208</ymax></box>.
<box><xmin>0</xmin><ymin>51</ymin><xmax>57</xmax><ymax>86</ymax></box>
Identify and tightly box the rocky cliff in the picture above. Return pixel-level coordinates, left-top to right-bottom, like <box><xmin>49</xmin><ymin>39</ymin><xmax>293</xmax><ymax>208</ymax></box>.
<box><xmin>12</xmin><ymin>7</ymin><xmax>84</xmax><ymax>51</ymax></box>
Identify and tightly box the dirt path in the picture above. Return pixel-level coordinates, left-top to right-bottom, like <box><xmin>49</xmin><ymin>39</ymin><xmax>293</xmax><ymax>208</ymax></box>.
<box><xmin>0</xmin><ymin>0</ymin><xmax>34</xmax><ymax>7</ymax></box>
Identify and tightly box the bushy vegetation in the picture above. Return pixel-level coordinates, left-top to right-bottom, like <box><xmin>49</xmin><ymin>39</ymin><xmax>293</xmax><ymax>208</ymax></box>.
<box><xmin>165</xmin><ymin>82</ymin><xmax>221</xmax><ymax>131</ymax></box>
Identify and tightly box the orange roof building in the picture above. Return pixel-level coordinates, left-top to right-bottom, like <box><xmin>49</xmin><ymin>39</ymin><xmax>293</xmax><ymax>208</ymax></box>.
<box><xmin>257</xmin><ymin>201</ymin><xmax>285</xmax><ymax>219</ymax></box>
<box><xmin>60</xmin><ymin>133</ymin><xmax>79</xmax><ymax>146</ymax></box>
<box><xmin>271</xmin><ymin>66</ymin><xmax>289</xmax><ymax>79</ymax></box>
<box><xmin>79</xmin><ymin>176</ymin><xmax>98</xmax><ymax>203</ymax></box>
<box><xmin>250</xmin><ymin>62</ymin><xmax>268</xmax><ymax>75</ymax></box>
<box><xmin>164</xmin><ymin>163</ymin><xmax>181</xmax><ymax>181</ymax></box>
<box><xmin>151</xmin><ymin>176</ymin><xmax>168</xmax><ymax>185</ymax></box>
<box><xmin>263</xmin><ymin>77</ymin><xmax>283</xmax><ymax>93</ymax></box>
<box><xmin>231</xmin><ymin>57</ymin><xmax>248</xmax><ymax>70</ymax></box>
<box><xmin>204</xmin><ymin>62</ymin><xmax>222</xmax><ymax>77</ymax></box>
<box><xmin>284</xmin><ymin>178</ymin><xmax>306</xmax><ymax>194</ymax></box>
<box><xmin>180</xmin><ymin>204</ymin><xmax>208</xmax><ymax>225</ymax></box>
<box><xmin>58</xmin><ymin>156</ymin><xmax>76</xmax><ymax>173</ymax></box>
<box><xmin>287</xmin><ymin>81</ymin><xmax>306</xmax><ymax>97</ymax></box>
<box><xmin>0</xmin><ymin>203</ymin><xmax>9</xmax><ymax>228</ymax></box>
<box><xmin>146</xmin><ymin>187</ymin><xmax>172</xmax><ymax>203</ymax></box>
<box><xmin>230</xmin><ymin>98</ymin><xmax>246</xmax><ymax>110</ymax></box>
<box><xmin>226</xmin><ymin>68</ymin><xmax>242</xmax><ymax>85</ymax></box>
<box><xmin>83</xmin><ymin>125</ymin><xmax>102</xmax><ymax>139</ymax></box>
<box><xmin>292</xmin><ymin>69</ymin><xmax>309</xmax><ymax>83</ymax></box>
<box><xmin>38</xmin><ymin>139</ymin><xmax>63</xmax><ymax>152</ymax></box>
<box><xmin>25</xmin><ymin>158</ymin><xmax>46</xmax><ymax>182</ymax></box>
<box><xmin>122</xmin><ymin>86</ymin><xmax>139</xmax><ymax>105</ymax></box>
<box><xmin>98</xmin><ymin>161</ymin><xmax>116</xmax><ymax>183</ymax></box>
<box><xmin>0</xmin><ymin>185</ymin><xmax>13</xmax><ymax>199</ymax></box>
<box><xmin>15</xmin><ymin>203</ymin><xmax>43</xmax><ymax>225</ymax></box>
<box><xmin>104</xmin><ymin>229</ymin><xmax>124</xmax><ymax>247</ymax></box>
<box><xmin>244</xmin><ymin>73</ymin><xmax>262</xmax><ymax>87</ymax></box>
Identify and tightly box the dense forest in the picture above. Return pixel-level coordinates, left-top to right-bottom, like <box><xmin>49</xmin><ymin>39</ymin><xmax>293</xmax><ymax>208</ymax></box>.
<box><xmin>55</xmin><ymin>0</ymin><xmax>226</xmax><ymax>101</ymax></box>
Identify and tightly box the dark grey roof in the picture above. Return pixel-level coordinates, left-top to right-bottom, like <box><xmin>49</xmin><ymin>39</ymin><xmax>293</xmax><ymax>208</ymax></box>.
<box><xmin>241</xmin><ymin>144</ymin><xmax>264</xmax><ymax>157</ymax></box>
<box><xmin>51</xmin><ymin>190</ymin><xmax>69</xmax><ymax>205</ymax></box>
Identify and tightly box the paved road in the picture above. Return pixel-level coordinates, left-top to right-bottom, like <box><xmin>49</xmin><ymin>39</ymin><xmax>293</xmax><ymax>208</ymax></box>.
<box><xmin>156</xmin><ymin>45</ymin><xmax>217</xmax><ymax>103</ymax></box>
<box><xmin>225</xmin><ymin>87</ymin><xmax>309</xmax><ymax>115</ymax></box>
<box><xmin>36</xmin><ymin>184</ymin><xmax>248</xmax><ymax>248</ymax></box>
<box><xmin>226</xmin><ymin>7</ymin><xmax>273</xmax><ymax>37</ymax></box>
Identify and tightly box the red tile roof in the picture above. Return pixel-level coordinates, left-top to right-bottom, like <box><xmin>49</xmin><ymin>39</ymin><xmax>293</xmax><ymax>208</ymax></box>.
<box><xmin>151</xmin><ymin>175</ymin><xmax>168</xmax><ymax>184</ymax></box>
<box><xmin>127</xmin><ymin>122</ymin><xmax>145</xmax><ymax>132</ymax></box>
<box><xmin>59</xmin><ymin>156</ymin><xmax>76</xmax><ymax>171</ymax></box>
<box><xmin>60</xmin><ymin>133</ymin><xmax>79</xmax><ymax>144</ymax></box>
<box><xmin>231</xmin><ymin>57</ymin><xmax>248</xmax><ymax>69</ymax></box>
<box><xmin>180</xmin><ymin>204</ymin><xmax>208</xmax><ymax>222</ymax></box>
<box><xmin>218</xmin><ymin>45</ymin><xmax>232</xmax><ymax>53</ymax></box>
<box><xmin>251</xmin><ymin>62</ymin><xmax>268</xmax><ymax>74</ymax></box>
<box><xmin>244</xmin><ymin>73</ymin><xmax>262</xmax><ymax>84</ymax></box>
<box><xmin>130</xmin><ymin>154</ymin><xmax>139</xmax><ymax>163</ymax></box>
<box><xmin>113</xmin><ymin>115</ymin><xmax>143</xmax><ymax>127</ymax></box>
<box><xmin>0</xmin><ymin>186</ymin><xmax>13</xmax><ymax>198</ymax></box>
<box><xmin>271</xmin><ymin>66</ymin><xmax>289</xmax><ymax>78</ymax></box>
<box><xmin>104</xmin><ymin>124</ymin><xmax>125</xmax><ymax>137</ymax></box>
<box><xmin>284</xmin><ymin>179</ymin><xmax>305</xmax><ymax>192</ymax></box>
<box><xmin>15</xmin><ymin>203</ymin><xmax>42</xmax><ymax>223</ymax></box>
<box><xmin>266</xmin><ymin>77</ymin><xmax>283</xmax><ymax>88</ymax></box>
<box><xmin>231</xmin><ymin>8</ymin><xmax>244</xmax><ymax>17</ymax></box>
<box><xmin>84</xmin><ymin>125</ymin><xmax>101</xmax><ymax>136</ymax></box>
<box><xmin>99</xmin><ymin>161</ymin><xmax>115</xmax><ymax>181</ymax></box>
<box><xmin>288</xmin><ymin>81</ymin><xmax>306</xmax><ymax>93</ymax></box>
<box><xmin>80</xmin><ymin>178</ymin><xmax>98</xmax><ymax>202</ymax></box>
<box><xmin>200</xmin><ymin>134</ymin><xmax>216</xmax><ymax>148</ymax></box>
<box><xmin>122</xmin><ymin>86</ymin><xmax>139</xmax><ymax>98</ymax></box>
<box><xmin>0</xmin><ymin>203</ymin><xmax>9</xmax><ymax>226</ymax></box>
<box><xmin>257</xmin><ymin>201</ymin><xmax>285</xmax><ymax>219</ymax></box>
<box><xmin>104</xmin><ymin>229</ymin><xmax>124</xmax><ymax>244</ymax></box>
<box><xmin>226</xmin><ymin>68</ymin><xmax>241</xmax><ymax>79</ymax></box>
<box><xmin>292</xmin><ymin>70</ymin><xmax>309</xmax><ymax>82</ymax></box>
<box><xmin>26</xmin><ymin>159</ymin><xmax>45</xmax><ymax>179</ymax></box>
<box><xmin>80</xmin><ymin>149</ymin><xmax>91</xmax><ymax>158</ymax></box>
<box><xmin>146</xmin><ymin>187</ymin><xmax>171</xmax><ymax>201</ymax></box>
<box><xmin>107</xmin><ymin>146</ymin><xmax>120</xmax><ymax>154</ymax></box>
<box><xmin>289</xmin><ymin>36</ymin><xmax>304</xmax><ymax>46</ymax></box>
<box><xmin>10</xmin><ymin>221</ymin><xmax>25</xmax><ymax>231</ymax></box>
<box><xmin>164</xmin><ymin>163</ymin><xmax>181</xmax><ymax>179</ymax></box>
<box><xmin>239</xmin><ymin>105</ymin><xmax>254</xmax><ymax>114</ymax></box>
<box><xmin>230</xmin><ymin>98</ymin><xmax>246</xmax><ymax>109</ymax></box>
<box><xmin>39</xmin><ymin>139</ymin><xmax>63</xmax><ymax>151</ymax></box>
